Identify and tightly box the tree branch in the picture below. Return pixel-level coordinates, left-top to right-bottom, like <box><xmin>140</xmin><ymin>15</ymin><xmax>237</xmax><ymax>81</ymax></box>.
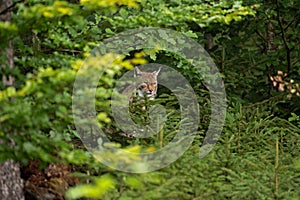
<box><xmin>276</xmin><ymin>0</ymin><xmax>291</xmax><ymax>73</ymax></box>
<box><xmin>0</xmin><ymin>0</ymin><xmax>23</xmax><ymax>16</ymax></box>
<box><xmin>255</xmin><ymin>30</ymin><xmax>266</xmax><ymax>44</ymax></box>
<box><xmin>284</xmin><ymin>14</ymin><xmax>300</xmax><ymax>31</ymax></box>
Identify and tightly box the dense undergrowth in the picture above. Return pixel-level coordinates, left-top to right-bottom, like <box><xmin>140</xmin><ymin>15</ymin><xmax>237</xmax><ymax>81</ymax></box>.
<box><xmin>1</xmin><ymin>0</ymin><xmax>300</xmax><ymax>199</ymax></box>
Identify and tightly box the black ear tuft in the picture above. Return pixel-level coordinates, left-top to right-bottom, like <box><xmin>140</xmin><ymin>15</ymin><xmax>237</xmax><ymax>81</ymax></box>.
<box><xmin>134</xmin><ymin>66</ymin><xmax>142</xmax><ymax>77</ymax></box>
<box><xmin>153</xmin><ymin>66</ymin><xmax>161</xmax><ymax>76</ymax></box>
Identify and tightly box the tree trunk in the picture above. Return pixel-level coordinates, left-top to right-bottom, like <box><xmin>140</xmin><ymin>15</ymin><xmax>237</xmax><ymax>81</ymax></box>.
<box><xmin>0</xmin><ymin>0</ymin><xmax>24</xmax><ymax>199</ymax></box>
<box><xmin>0</xmin><ymin>0</ymin><xmax>15</xmax><ymax>86</ymax></box>
<box><xmin>0</xmin><ymin>160</ymin><xmax>24</xmax><ymax>200</ymax></box>
<box><xmin>204</xmin><ymin>32</ymin><xmax>214</xmax><ymax>51</ymax></box>
<box><xmin>265</xmin><ymin>0</ymin><xmax>277</xmax><ymax>53</ymax></box>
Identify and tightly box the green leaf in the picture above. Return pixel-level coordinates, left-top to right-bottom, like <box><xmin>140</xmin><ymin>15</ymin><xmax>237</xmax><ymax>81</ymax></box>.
<box><xmin>66</xmin><ymin>174</ymin><xmax>116</xmax><ymax>199</ymax></box>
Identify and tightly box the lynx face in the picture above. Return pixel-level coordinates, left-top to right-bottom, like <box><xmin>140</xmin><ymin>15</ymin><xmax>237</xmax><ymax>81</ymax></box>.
<box><xmin>134</xmin><ymin>67</ymin><xmax>161</xmax><ymax>100</ymax></box>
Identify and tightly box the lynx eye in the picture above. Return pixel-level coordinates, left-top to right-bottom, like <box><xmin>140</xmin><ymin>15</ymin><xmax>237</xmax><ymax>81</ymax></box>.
<box><xmin>139</xmin><ymin>83</ymin><xmax>147</xmax><ymax>89</ymax></box>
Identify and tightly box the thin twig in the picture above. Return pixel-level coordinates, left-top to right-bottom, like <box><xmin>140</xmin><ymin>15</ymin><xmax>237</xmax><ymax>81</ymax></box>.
<box><xmin>241</xmin><ymin>58</ymin><xmax>270</xmax><ymax>73</ymax></box>
<box><xmin>255</xmin><ymin>29</ymin><xmax>266</xmax><ymax>42</ymax></box>
<box><xmin>284</xmin><ymin>14</ymin><xmax>300</xmax><ymax>31</ymax></box>
<box><xmin>275</xmin><ymin>138</ymin><xmax>279</xmax><ymax>200</ymax></box>
<box><xmin>275</xmin><ymin>0</ymin><xmax>291</xmax><ymax>73</ymax></box>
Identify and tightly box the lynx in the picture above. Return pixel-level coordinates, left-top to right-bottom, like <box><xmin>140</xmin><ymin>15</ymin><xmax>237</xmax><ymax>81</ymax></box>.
<box><xmin>119</xmin><ymin>66</ymin><xmax>161</xmax><ymax>137</ymax></box>
<box><xmin>123</xmin><ymin>66</ymin><xmax>161</xmax><ymax>102</ymax></box>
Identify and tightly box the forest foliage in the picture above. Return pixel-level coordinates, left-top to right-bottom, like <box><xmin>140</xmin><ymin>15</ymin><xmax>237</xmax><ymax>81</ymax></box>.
<box><xmin>1</xmin><ymin>0</ymin><xmax>300</xmax><ymax>199</ymax></box>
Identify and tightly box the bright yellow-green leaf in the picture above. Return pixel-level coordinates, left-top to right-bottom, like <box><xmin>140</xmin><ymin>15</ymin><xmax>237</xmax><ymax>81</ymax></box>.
<box><xmin>124</xmin><ymin>176</ymin><xmax>143</xmax><ymax>189</ymax></box>
<box><xmin>66</xmin><ymin>174</ymin><xmax>116</xmax><ymax>199</ymax></box>
<box><xmin>80</xmin><ymin>0</ymin><xmax>140</xmax><ymax>8</ymax></box>
<box><xmin>125</xmin><ymin>145</ymin><xmax>141</xmax><ymax>153</ymax></box>
<box><xmin>97</xmin><ymin>112</ymin><xmax>111</xmax><ymax>123</ymax></box>
<box><xmin>131</xmin><ymin>58</ymin><xmax>147</xmax><ymax>65</ymax></box>
<box><xmin>145</xmin><ymin>146</ymin><xmax>156</xmax><ymax>153</ymax></box>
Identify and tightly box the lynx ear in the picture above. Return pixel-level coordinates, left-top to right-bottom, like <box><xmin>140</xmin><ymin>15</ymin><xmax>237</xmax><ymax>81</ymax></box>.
<box><xmin>134</xmin><ymin>66</ymin><xmax>142</xmax><ymax>77</ymax></box>
<box><xmin>153</xmin><ymin>67</ymin><xmax>161</xmax><ymax>76</ymax></box>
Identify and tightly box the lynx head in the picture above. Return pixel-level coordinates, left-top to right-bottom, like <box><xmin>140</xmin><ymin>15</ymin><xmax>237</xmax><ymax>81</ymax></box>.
<box><xmin>134</xmin><ymin>66</ymin><xmax>161</xmax><ymax>99</ymax></box>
